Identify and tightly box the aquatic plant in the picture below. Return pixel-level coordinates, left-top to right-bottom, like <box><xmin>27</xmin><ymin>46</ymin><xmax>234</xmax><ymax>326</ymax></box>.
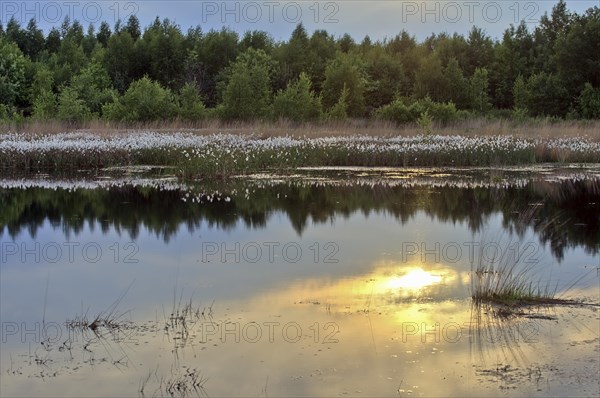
<box><xmin>470</xmin><ymin>209</ymin><xmax>593</xmax><ymax>306</ymax></box>
<box><xmin>2</xmin><ymin>131</ymin><xmax>597</xmax><ymax>176</ymax></box>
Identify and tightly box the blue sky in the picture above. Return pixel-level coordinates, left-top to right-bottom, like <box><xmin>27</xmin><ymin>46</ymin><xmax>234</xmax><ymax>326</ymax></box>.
<box><xmin>2</xmin><ymin>1</ymin><xmax>598</xmax><ymax>41</ymax></box>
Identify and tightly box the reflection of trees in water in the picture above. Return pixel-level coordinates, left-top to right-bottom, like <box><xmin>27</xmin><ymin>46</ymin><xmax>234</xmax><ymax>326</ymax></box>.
<box><xmin>1</xmin><ymin>178</ymin><xmax>598</xmax><ymax>260</ymax></box>
<box><xmin>499</xmin><ymin>179</ymin><xmax>600</xmax><ymax>261</ymax></box>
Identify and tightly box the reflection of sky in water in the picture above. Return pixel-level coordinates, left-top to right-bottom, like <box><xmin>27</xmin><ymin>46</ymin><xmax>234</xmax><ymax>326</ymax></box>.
<box><xmin>1</xmin><ymin>204</ymin><xmax>599</xmax><ymax>396</ymax></box>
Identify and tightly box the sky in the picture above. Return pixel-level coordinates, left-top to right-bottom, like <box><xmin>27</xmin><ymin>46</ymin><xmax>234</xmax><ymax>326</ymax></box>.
<box><xmin>1</xmin><ymin>1</ymin><xmax>598</xmax><ymax>41</ymax></box>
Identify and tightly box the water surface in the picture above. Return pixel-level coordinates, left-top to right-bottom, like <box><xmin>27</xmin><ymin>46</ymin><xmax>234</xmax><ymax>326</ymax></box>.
<box><xmin>1</xmin><ymin>166</ymin><xmax>598</xmax><ymax>397</ymax></box>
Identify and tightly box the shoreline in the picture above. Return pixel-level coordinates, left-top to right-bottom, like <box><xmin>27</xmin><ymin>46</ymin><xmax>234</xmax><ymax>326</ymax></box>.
<box><xmin>1</xmin><ymin>130</ymin><xmax>600</xmax><ymax>178</ymax></box>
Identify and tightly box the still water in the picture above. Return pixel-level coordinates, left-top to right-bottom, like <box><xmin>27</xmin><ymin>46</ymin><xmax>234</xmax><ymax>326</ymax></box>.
<box><xmin>1</xmin><ymin>167</ymin><xmax>599</xmax><ymax>397</ymax></box>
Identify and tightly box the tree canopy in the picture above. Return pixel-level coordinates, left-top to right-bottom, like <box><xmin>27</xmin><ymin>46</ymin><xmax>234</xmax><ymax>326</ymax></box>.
<box><xmin>1</xmin><ymin>1</ymin><xmax>599</xmax><ymax>123</ymax></box>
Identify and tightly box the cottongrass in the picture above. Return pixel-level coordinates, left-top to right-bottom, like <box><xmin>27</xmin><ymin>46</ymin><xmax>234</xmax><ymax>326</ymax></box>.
<box><xmin>1</xmin><ymin>132</ymin><xmax>599</xmax><ymax>177</ymax></box>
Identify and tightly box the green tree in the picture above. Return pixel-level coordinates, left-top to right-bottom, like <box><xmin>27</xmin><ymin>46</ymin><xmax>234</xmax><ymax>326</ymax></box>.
<box><xmin>32</xmin><ymin>90</ymin><xmax>56</xmax><ymax>120</ymax></box>
<box><xmin>124</xmin><ymin>15</ymin><xmax>141</xmax><ymax>41</ymax></box>
<box><xmin>578</xmin><ymin>83</ymin><xmax>600</xmax><ymax>119</ymax></box>
<box><xmin>435</xmin><ymin>33</ymin><xmax>469</xmax><ymax>69</ymax></box>
<box><xmin>322</xmin><ymin>53</ymin><xmax>366</xmax><ymax>117</ymax></box>
<box><xmin>30</xmin><ymin>63</ymin><xmax>56</xmax><ymax>119</ymax></box>
<box><xmin>24</xmin><ymin>19</ymin><xmax>45</xmax><ymax>60</ymax></box>
<box><xmin>220</xmin><ymin>48</ymin><xmax>274</xmax><ymax>120</ymax></box>
<box><xmin>82</xmin><ymin>24</ymin><xmax>97</xmax><ymax>56</ymax></box>
<box><xmin>56</xmin><ymin>87</ymin><xmax>90</xmax><ymax>123</ymax></box>
<box><xmin>272</xmin><ymin>72</ymin><xmax>322</xmax><ymax>122</ymax></box>
<box><xmin>96</xmin><ymin>22</ymin><xmax>111</xmax><ymax>47</ymax></box>
<box><xmin>5</xmin><ymin>17</ymin><xmax>26</xmax><ymax>53</ymax></box>
<box><xmin>338</xmin><ymin>33</ymin><xmax>355</xmax><ymax>53</ymax></box>
<box><xmin>490</xmin><ymin>22</ymin><xmax>534</xmax><ymax>109</ymax></box>
<box><xmin>239</xmin><ymin>30</ymin><xmax>273</xmax><ymax>53</ymax></box>
<box><xmin>29</xmin><ymin>64</ymin><xmax>54</xmax><ymax>101</ymax></box>
<box><xmin>465</xmin><ymin>26</ymin><xmax>493</xmax><ymax>76</ymax></box>
<box><xmin>45</xmin><ymin>28</ymin><xmax>61</xmax><ymax>53</ymax></box>
<box><xmin>197</xmin><ymin>27</ymin><xmax>239</xmax><ymax>106</ymax></box>
<box><xmin>50</xmin><ymin>35</ymin><xmax>87</xmax><ymax>87</ymax></box>
<box><xmin>326</xmin><ymin>85</ymin><xmax>349</xmax><ymax>121</ymax></box>
<box><xmin>0</xmin><ymin>39</ymin><xmax>27</xmax><ymax>110</ymax></box>
<box><xmin>469</xmin><ymin>67</ymin><xmax>491</xmax><ymax>113</ymax></box>
<box><xmin>278</xmin><ymin>23</ymin><xmax>310</xmax><ymax>82</ymax></box>
<box><xmin>555</xmin><ymin>7</ymin><xmax>600</xmax><ymax>99</ymax></box>
<box><xmin>512</xmin><ymin>74</ymin><xmax>528</xmax><ymax>111</ymax></box>
<box><xmin>375</xmin><ymin>98</ymin><xmax>412</xmax><ymax>124</ymax></box>
<box><xmin>364</xmin><ymin>47</ymin><xmax>407</xmax><ymax>112</ymax></box>
<box><xmin>136</xmin><ymin>18</ymin><xmax>186</xmax><ymax>90</ymax></box>
<box><xmin>524</xmin><ymin>72</ymin><xmax>570</xmax><ymax>117</ymax></box>
<box><xmin>65</xmin><ymin>19</ymin><xmax>84</xmax><ymax>45</ymax></box>
<box><xmin>178</xmin><ymin>83</ymin><xmax>207</xmax><ymax>121</ymax></box>
<box><xmin>376</xmin><ymin>97</ymin><xmax>460</xmax><ymax>125</ymax></box>
<box><xmin>104</xmin><ymin>30</ymin><xmax>136</xmax><ymax>92</ymax></box>
<box><xmin>413</xmin><ymin>53</ymin><xmax>447</xmax><ymax>102</ymax></box>
<box><xmin>417</xmin><ymin>110</ymin><xmax>433</xmax><ymax>135</ymax></box>
<box><xmin>103</xmin><ymin>76</ymin><xmax>177</xmax><ymax>122</ymax></box>
<box><xmin>443</xmin><ymin>58</ymin><xmax>469</xmax><ymax>108</ymax></box>
<box><xmin>306</xmin><ymin>29</ymin><xmax>337</xmax><ymax>92</ymax></box>
<box><xmin>386</xmin><ymin>31</ymin><xmax>417</xmax><ymax>55</ymax></box>
<box><xmin>534</xmin><ymin>0</ymin><xmax>572</xmax><ymax>72</ymax></box>
<box><xmin>359</xmin><ymin>35</ymin><xmax>373</xmax><ymax>53</ymax></box>
<box><xmin>70</xmin><ymin>62</ymin><xmax>116</xmax><ymax>115</ymax></box>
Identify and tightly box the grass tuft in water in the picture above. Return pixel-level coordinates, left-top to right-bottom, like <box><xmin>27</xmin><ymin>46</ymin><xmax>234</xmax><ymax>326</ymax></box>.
<box><xmin>470</xmin><ymin>209</ymin><xmax>586</xmax><ymax>308</ymax></box>
<box><xmin>471</xmin><ymin>261</ymin><xmax>561</xmax><ymax>306</ymax></box>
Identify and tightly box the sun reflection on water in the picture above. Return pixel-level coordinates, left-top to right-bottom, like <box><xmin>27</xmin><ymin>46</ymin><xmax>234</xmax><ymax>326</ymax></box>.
<box><xmin>385</xmin><ymin>268</ymin><xmax>443</xmax><ymax>290</ymax></box>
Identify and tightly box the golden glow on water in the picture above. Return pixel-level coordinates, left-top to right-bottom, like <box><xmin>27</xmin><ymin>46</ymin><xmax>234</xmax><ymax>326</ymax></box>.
<box><xmin>384</xmin><ymin>268</ymin><xmax>442</xmax><ymax>290</ymax></box>
<box><xmin>359</xmin><ymin>261</ymin><xmax>460</xmax><ymax>303</ymax></box>
<box><xmin>1</xmin><ymin>251</ymin><xmax>598</xmax><ymax>397</ymax></box>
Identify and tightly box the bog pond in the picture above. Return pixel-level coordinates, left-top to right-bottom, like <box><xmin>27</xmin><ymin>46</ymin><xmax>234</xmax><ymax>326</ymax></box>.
<box><xmin>1</xmin><ymin>166</ymin><xmax>599</xmax><ymax>397</ymax></box>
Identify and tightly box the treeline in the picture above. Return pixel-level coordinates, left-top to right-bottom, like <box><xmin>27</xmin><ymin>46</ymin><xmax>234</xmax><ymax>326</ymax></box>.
<box><xmin>1</xmin><ymin>0</ymin><xmax>599</xmax><ymax>125</ymax></box>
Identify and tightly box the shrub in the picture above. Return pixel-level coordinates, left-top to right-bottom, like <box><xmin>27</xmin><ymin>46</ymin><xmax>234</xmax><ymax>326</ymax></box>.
<box><xmin>56</xmin><ymin>87</ymin><xmax>91</xmax><ymax>123</ymax></box>
<box><xmin>525</xmin><ymin>73</ymin><xmax>570</xmax><ymax>118</ymax></box>
<box><xmin>511</xmin><ymin>107</ymin><xmax>529</xmax><ymax>123</ymax></box>
<box><xmin>103</xmin><ymin>76</ymin><xmax>178</xmax><ymax>122</ymax></box>
<box><xmin>272</xmin><ymin>72</ymin><xmax>322</xmax><ymax>122</ymax></box>
<box><xmin>178</xmin><ymin>83</ymin><xmax>207</xmax><ymax>121</ymax></box>
<box><xmin>417</xmin><ymin>110</ymin><xmax>433</xmax><ymax>135</ymax></box>
<box><xmin>578</xmin><ymin>83</ymin><xmax>600</xmax><ymax>119</ymax></box>
<box><xmin>374</xmin><ymin>99</ymin><xmax>412</xmax><ymax>124</ymax></box>
<box><xmin>220</xmin><ymin>48</ymin><xmax>274</xmax><ymax>120</ymax></box>
<box><xmin>32</xmin><ymin>90</ymin><xmax>56</xmax><ymax>120</ymax></box>
<box><xmin>325</xmin><ymin>85</ymin><xmax>349</xmax><ymax>121</ymax></box>
<box><xmin>376</xmin><ymin>96</ymin><xmax>459</xmax><ymax>125</ymax></box>
<box><xmin>410</xmin><ymin>97</ymin><xmax>458</xmax><ymax>124</ymax></box>
<box><xmin>70</xmin><ymin>62</ymin><xmax>116</xmax><ymax>116</ymax></box>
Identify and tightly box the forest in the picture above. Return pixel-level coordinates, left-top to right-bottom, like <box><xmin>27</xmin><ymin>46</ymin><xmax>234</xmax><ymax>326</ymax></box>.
<box><xmin>1</xmin><ymin>0</ymin><xmax>599</xmax><ymax>126</ymax></box>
